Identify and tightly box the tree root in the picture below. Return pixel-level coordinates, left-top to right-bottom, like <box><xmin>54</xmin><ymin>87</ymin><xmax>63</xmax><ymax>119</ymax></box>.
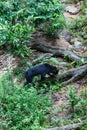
<box><xmin>32</xmin><ymin>53</ymin><xmax>53</xmax><ymax>65</ymax></box>
<box><xmin>28</xmin><ymin>43</ymin><xmax>87</xmax><ymax>84</ymax></box>
<box><xmin>29</xmin><ymin>43</ymin><xmax>87</xmax><ymax>64</ymax></box>
<box><xmin>44</xmin><ymin>64</ymin><xmax>87</xmax><ymax>85</ymax></box>
<box><xmin>46</xmin><ymin>122</ymin><xmax>84</xmax><ymax>130</ymax></box>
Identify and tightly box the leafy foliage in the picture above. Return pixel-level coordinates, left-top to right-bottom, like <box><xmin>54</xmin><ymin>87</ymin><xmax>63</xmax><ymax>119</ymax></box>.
<box><xmin>71</xmin><ymin>15</ymin><xmax>87</xmax><ymax>43</ymax></box>
<box><xmin>67</xmin><ymin>86</ymin><xmax>87</xmax><ymax>117</ymax></box>
<box><xmin>70</xmin><ymin>3</ymin><xmax>87</xmax><ymax>44</ymax></box>
<box><xmin>0</xmin><ymin>72</ymin><xmax>51</xmax><ymax>130</ymax></box>
<box><xmin>67</xmin><ymin>86</ymin><xmax>79</xmax><ymax>113</ymax></box>
<box><xmin>0</xmin><ymin>0</ymin><xmax>65</xmax><ymax>57</ymax></box>
<box><xmin>0</xmin><ymin>23</ymin><xmax>34</xmax><ymax>58</ymax></box>
<box><xmin>80</xmin><ymin>0</ymin><xmax>87</xmax><ymax>14</ymax></box>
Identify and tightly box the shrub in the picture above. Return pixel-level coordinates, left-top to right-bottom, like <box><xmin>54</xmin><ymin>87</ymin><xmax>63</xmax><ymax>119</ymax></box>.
<box><xmin>70</xmin><ymin>15</ymin><xmax>87</xmax><ymax>44</ymax></box>
<box><xmin>0</xmin><ymin>0</ymin><xmax>66</xmax><ymax>57</ymax></box>
<box><xmin>29</xmin><ymin>0</ymin><xmax>66</xmax><ymax>36</ymax></box>
<box><xmin>0</xmin><ymin>72</ymin><xmax>51</xmax><ymax>130</ymax></box>
<box><xmin>67</xmin><ymin>86</ymin><xmax>79</xmax><ymax>113</ymax></box>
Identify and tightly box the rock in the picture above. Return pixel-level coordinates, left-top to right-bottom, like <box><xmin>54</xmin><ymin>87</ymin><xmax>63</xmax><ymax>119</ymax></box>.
<box><xmin>61</xmin><ymin>0</ymin><xmax>67</xmax><ymax>3</ymax></box>
<box><xmin>75</xmin><ymin>2</ymin><xmax>81</xmax><ymax>7</ymax></box>
<box><xmin>66</xmin><ymin>5</ymin><xmax>79</xmax><ymax>15</ymax></box>
<box><xmin>64</xmin><ymin>12</ymin><xmax>79</xmax><ymax>19</ymax></box>
<box><xmin>74</xmin><ymin>39</ymin><xmax>82</xmax><ymax>49</ymax></box>
<box><xmin>58</xmin><ymin>30</ymin><xmax>72</xmax><ymax>43</ymax></box>
<box><xmin>56</xmin><ymin>38</ymin><xmax>73</xmax><ymax>49</ymax></box>
<box><xmin>64</xmin><ymin>33</ymin><xmax>72</xmax><ymax>42</ymax></box>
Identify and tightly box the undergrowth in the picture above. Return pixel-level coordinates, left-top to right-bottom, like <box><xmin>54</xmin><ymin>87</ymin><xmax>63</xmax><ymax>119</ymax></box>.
<box><xmin>0</xmin><ymin>0</ymin><xmax>65</xmax><ymax>57</ymax></box>
<box><xmin>0</xmin><ymin>72</ymin><xmax>51</xmax><ymax>130</ymax></box>
<box><xmin>0</xmin><ymin>71</ymin><xmax>87</xmax><ymax>129</ymax></box>
<box><xmin>71</xmin><ymin>15</ymin><xmax>87</xmax><ymax>44</ymax></box>
<box><xmin>70</xmin><ymin>1</ymin><xmax>87</xmax><ymax>44</ymax></box>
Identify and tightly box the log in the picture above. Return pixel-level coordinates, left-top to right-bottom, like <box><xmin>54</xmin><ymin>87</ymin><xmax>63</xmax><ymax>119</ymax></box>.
<box><xmin>32</xmin><ymin>53</ymin><xmax>53</xmax><ymax>65</ymax></box>
<box><xmin>41</xmin><ymin>64</ymin><xmax>87</xmax><ymax>85</ymax></box>
<box><xmin>28</xmin><ymin>43</ymin><xmax>87</xmax><ymax>84</ymax></box>
<box><xmin>58</xmin><ymin>64</ymin><xmax>87</xmax><ymax>84</ymax></box>
<box><xmin>28</xmin><ymin>43</ymin><xmax>87</xmax><ymax>64</ymax></box>
<box><xmin>46</xmin><ymin>122</ymin><xmax>84</xmax><ymax>130</ymax></box>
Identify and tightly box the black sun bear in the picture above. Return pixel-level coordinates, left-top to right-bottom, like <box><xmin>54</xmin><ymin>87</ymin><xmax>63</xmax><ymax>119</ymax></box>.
<box><xmin>24</xmin><ymin>63</ymin><xmax>59</xmax><ymax>85</ymax></box>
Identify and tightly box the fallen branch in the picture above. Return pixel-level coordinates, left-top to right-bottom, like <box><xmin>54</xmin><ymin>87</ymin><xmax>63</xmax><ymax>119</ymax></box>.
<box><xmin>28</xmin><ymin>42</ymin><xmax>87</xmax><ymax>84</ymax></box>
<box><xmin>32</xmin><ymin>53</ymin><xmax>53</xmax><ymax>65</ymax></box>
<box><xmin>42</xmin><ymin>64</ymin><xmax>87</xmax><ymax>85</ymax></box>
<box><xmin>29</xmin><ymin>43</ymin><xmax>87</xmax><ymax>64</ymax></box>
<box><xmin>46</xmin><ymin>122</ymin><xmax>84</xmax><ymax>130</ymax></box>
<box><xmin>58</xmin><ymin>64</ymin><xmax>87</xmax><ymax>84</ymax></box>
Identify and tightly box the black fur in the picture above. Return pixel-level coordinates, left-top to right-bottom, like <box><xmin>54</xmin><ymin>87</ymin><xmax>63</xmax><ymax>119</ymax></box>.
<box><xmin>24</xmin><ymin>63</ymin><xmax>59</xmax><ymax>85</ymax></box>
